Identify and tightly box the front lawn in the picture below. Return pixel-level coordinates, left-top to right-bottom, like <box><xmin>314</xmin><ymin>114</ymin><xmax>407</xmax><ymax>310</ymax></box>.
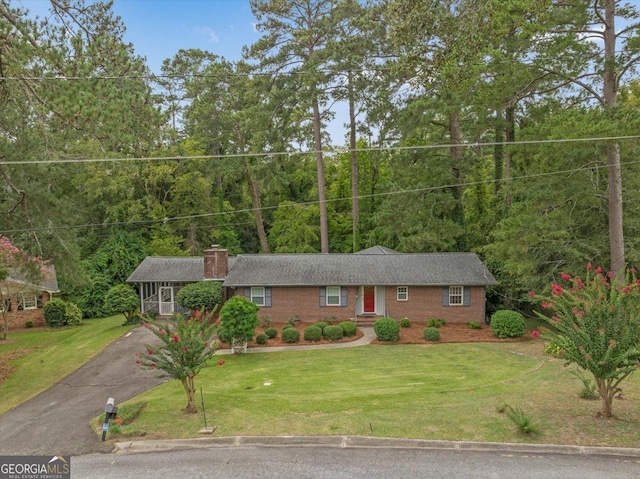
<box><xmin>101</xmin><ymin>341</ymin><xmax>640</xmax><ymax>447</ymax></box>
<box><xmin>0</xmin><ymin>316</ymin><xmax>133</xmax><ymax>414</ymax></box>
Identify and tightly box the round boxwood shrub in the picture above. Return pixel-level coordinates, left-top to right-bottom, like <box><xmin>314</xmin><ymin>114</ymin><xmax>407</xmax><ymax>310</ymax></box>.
<box><xmin>282</xmin><ymin>324</ymin><xmax>294</xmax><ymax>331</ymax></box>
<box><xmin>255</xmin><ymin>333</ymin><xmax>268</xmax><ymax>345</ymax></box>
<box><xmin>490</xmin><ymin>310</ymin><xmax>526</xmax><ymax>339</ymax></box>
<box><xmin>423</xmin><ymin>327</ymin><xmax>440</xmax><ymax>341</ymax></box>
<box><xmin>323</xmin><ymin>325</ymin><xmax>344</xmax><ymax>341</ymax></box>
<box><xmin>339</xmin><ymin>321</ymin><xmax>357</xmax><ymax>337</ymax></box>
<box><xmin>312</xmin><ymin>321</ymin><xmax>328</xmax><ymax>332</ymax></box>
<box><xmin>373</xmin><ymin>317</ymin><xmax>400</xmax><ymax>342</ymax></box>
<box><xmin>304</xmin><ymin>325</ymin><xmax>322</xmax><ymax>342</ymax></box>
<box><xmin>282</xmin><ymin>327</ymin><xmax>300</xmax><ymax>343</ymax></box>
<box><xmin>399</xmin><ymin>317</ymin><xmax>411</xmax><ymax>328</ymax></box>
<box><xmin>44</xmin><ymin>298</ymin><xmax>67</xmax><ymax>328</ymax></box>
<box><xmin>264</xmin><ymin>327</ymin><xmax>278</xmax><ymax>339</ymax></box>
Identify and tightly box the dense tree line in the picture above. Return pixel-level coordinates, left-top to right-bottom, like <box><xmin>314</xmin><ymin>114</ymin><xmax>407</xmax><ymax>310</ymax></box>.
<box><xmin>1</xmin><ymin>0</ymin><xmax>640</xmax><ymax>316</ymax></box>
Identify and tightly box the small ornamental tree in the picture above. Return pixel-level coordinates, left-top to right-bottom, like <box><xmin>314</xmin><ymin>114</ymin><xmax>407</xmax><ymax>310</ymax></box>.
<box><xmin>530</xmin><ymin>265</ymin><xmax>640</xmax><ymax>418</ymax></box>
<box><xmin>176</xmin><ymin>281</ymin><xmax>223</xmax><ymax>313</ymax></box>
<box><xmin>104</xmin><ymin>284</ymin><xmax>140</xmax><ymax>323</ymax></box>
<box><xmin>136</xmin><ymin>312</ymin><xmax>218</xmax><ymax>413</ymax></box>
<box><xmin>218</xmin><ymin>296</ymin><xmax>260</xmax><ymax>353</ymax></box>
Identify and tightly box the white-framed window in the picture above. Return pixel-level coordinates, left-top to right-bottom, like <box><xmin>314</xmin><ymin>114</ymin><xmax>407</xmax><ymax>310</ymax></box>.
<box><xmin>326</xmin><ymin>286</ymin><xmax>341</xmax><ymax>306</ymax></box>
<box><xmin>397</xmin><ymin>286</ymin><xmax>408</xmax><ymax>301</ymax></box>
<box><xmin>20</xmin><ymin>292</ymin><xmax>38</xmax><ymax>310</ymax></box>
<box><xmin>449</xmin><ymin>286</ymin><xmax>463</xmax><ymax>306</ymax></box>
<box><xmin>250</xmin><ymin>287</ymin><xmax>265</xmax><ymax>306</ymax></box>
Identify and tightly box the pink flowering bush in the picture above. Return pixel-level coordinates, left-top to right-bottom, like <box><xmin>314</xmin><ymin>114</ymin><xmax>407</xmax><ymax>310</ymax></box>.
<box><xmin>137</xmin><ymin>312</ymin><xmax>218</xmax><ymax>413</ymax></box>
<box><xmin>530</xmin><ymin>265</ymin><xmax>640</xmax><ymax>418</ymax></box>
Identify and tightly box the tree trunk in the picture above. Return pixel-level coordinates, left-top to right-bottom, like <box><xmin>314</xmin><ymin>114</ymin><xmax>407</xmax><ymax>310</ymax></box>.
<box><xmin>595</xmin><ymin>377</ymin><xmax>616</xmax><ymax>418</ymax></box>
<box><xmin>182</xmin><ymin>376</ymin><xmax>197</xmax><ymax>413</ymax></box>
<box><xmin>348</xmin><ymin>71</ymin><xmax>359</xmax><ymax>253</ymax></box>
<box><xmin>603</xmin><ymin>0</ymin><xmax>625</xmax><ymax>276</ymax></box>
<box><xmin>312</xmin><ymin>98</ymin><xmax>329</xmax><ymax>253</ymax></box>
<box><xmin>504</xmin><ymin>105</ymin><xmax>515</xmax><ymax>208</ymax></box>
<box><xmin>449</xmin><ymin>111</ymin><xmax>465</xmax><ymax>248</ymax></box>
<box><xmin>244</xmin><ymin>161</ymin><xmax>270</xmax><ymax>254</ymax></box>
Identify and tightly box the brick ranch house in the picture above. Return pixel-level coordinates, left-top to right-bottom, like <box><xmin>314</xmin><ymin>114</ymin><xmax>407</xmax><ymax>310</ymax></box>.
<box><xmin>127</xmin><ymin>246</ymin><xmax>498</xmax><ymax>324</ymax></box>
<box><xmin>2</xmin><ymin>266</ymin><xmax>60</xmax><ymax>329</ymax></box>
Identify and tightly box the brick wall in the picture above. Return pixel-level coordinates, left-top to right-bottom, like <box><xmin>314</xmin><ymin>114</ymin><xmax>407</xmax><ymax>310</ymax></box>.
<box><xmin>236</xmin><ymin>286</ymin><xmax>358</xmax><ymax>323</ymax></box>
<box><xmin>234</xmin><ymin>285</ymin><xmax>487</xmax><ymax>324</ymax></box>
<box><xmin>3</xmin><ymin>291</ymin><xmax>52</xmax><ymax>329</ymax></box>
<box><xmin>384</xmin><ymin>286</ymin><xmax>487</xmax><ymax>323</ymax></box>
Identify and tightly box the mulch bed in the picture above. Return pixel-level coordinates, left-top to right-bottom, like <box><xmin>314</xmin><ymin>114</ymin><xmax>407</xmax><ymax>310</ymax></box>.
<box><xmin>244</xmin><ymin>322</ymin><xmax>528</xmax><ymax>348</ymax></box>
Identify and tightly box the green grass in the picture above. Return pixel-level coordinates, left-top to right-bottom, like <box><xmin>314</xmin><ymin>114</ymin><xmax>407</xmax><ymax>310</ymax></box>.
<box><xmin>102</xmin><ymin>341</ymin><xmax>640</xmax><ymax>447</ymax></box>
<box><xmin>0</xmin><ymin>315</ymin><xmax>133</xmax><ymax>414</ymax></box>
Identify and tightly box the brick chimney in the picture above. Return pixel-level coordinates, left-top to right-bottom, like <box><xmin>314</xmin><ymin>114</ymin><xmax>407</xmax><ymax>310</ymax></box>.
<box><xmin>203</xmin><ymin>245</ymin><xmax>228</xmax><ymax>280</ymax></box>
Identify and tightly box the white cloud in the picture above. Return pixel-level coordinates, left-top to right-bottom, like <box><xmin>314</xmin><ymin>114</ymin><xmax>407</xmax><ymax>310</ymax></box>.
<box><xmin>197</xmin><ymin>27</ymin><xmax>219</xmax><ymax>43</ymax></box>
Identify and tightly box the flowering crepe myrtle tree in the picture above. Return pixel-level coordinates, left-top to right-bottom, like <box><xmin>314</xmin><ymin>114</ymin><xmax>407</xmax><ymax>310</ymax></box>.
<box><xmin>530</xmin><ymin>264</ymin><xmax>640</xmax><ymax>418</ymax></box>
<box><xmin>136</xmin><ymin>311</ymin><xmax>218</xmax><ymax>413</ymax></box>
<box><xmin>0</xmin><ymin>236</ymin><xmax>50</xmax><ymax>340</ymax></box>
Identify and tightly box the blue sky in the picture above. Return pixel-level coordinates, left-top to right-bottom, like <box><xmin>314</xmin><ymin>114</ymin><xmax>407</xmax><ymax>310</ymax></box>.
<box><xmin>20</xmin><ymin>0</ymin><xmax>259</xmax><ymax>72</ymax></box>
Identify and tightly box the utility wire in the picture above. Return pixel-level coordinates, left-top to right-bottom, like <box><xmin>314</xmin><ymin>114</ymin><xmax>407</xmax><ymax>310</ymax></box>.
<box><xmin>1</xmin><ymin>156</ymin><xmax>636</xmax><ymax>235</ymax></box>
<box><xmin>1</xmin><ymin>134</ymin><xmax>638</xmax><ymax>166</ymax></box>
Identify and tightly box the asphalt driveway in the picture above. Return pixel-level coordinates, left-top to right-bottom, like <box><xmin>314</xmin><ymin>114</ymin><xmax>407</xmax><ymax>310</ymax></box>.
<box><xmin>0</xmin><ymin>326</ymin><xmax>167</xmax><ymax>456</ymax></box>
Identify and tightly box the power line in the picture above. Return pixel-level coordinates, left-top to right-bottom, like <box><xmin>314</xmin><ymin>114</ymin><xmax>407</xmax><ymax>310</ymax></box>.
<box><xmin>1</xmin><ymin>156</ymin><xmax>637</xmax><ymax>235</ymax></box>
<box><xmin>1</xmin><ymin>134</ymin><xmax>638</xmax><ymax>166</ymax></box>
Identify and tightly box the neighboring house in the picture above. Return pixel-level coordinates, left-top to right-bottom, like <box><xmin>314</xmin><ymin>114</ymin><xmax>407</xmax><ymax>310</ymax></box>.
<box><xmin>1</xmin><ymin>266</ymin><xmax>60</xmax><ymax>328</ymax></box>
<box><xmin>127</xmin><ymin>246</ymin><xmax>497</xmax><ymax>323</ymax></box>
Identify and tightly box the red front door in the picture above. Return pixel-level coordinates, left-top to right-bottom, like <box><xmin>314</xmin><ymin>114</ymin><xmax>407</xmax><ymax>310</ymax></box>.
<box><xmin>363</xmin><ymin>286</ymin><xmax>375</xmax><ymax>314</ymax></box>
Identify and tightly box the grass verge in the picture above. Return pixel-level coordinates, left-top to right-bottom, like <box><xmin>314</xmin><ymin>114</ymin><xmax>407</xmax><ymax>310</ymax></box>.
<box><xmin>97</xmin><ymin>341</ymin><xmax>640</xmax><ymax>447</ymax></box>
<box><xmin>0</xmin><ymin>315</ymin><xmax>133</xmax><ymax>414</ymax></box>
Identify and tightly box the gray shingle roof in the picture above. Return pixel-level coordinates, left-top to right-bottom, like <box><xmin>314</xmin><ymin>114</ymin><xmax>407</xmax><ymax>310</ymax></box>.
<box><xmin>126</xmin><ymin>257</ymin><xmax>206</xmax><ymax>283</ymax></box>
<box><xmin>355</xmin><ymin>246</ymin><xmax>401</xmax><ymax>255</ymax></box>
<box><xmin>223</xmin><ymin>252</ymin><xmax>497</xmax><ymax>287</ymax></box>
<box><xmin>8</xmin><ymin>265</ymin><xmax>59</xmax><ymax>293</ymax></box>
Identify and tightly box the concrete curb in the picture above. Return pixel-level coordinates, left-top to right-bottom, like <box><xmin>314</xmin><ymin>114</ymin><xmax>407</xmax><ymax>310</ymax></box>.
<box><xmin>112</xmin><ymin>435</ymin><xmax>640</xmax><ymax>459</ymax></box>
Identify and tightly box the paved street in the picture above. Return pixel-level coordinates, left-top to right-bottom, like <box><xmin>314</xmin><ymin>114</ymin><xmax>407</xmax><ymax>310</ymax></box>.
<box><xmin>72</xmin><ymin>445</ymin><xmax>640</xmax><ymax>479</ymax></box>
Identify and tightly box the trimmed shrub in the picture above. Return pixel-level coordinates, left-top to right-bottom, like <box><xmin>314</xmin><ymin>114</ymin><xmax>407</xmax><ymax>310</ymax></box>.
<box><xmin>282</xmin><ymin>324</ymin><xmax>294</xmax><ymax>331</ymax></box>
<box><xmin>312</xmin><ymin>321</ymin><xmax>328</xmax><ymax>332</ymax></box>
<box><xmin>264</xmin><ymin>327</ymin><xmax>278</xmax><ymax>339</ymax></box>
<box><xmin>323</xmin><ymin>325</ymin><xmax>344</xmax><ymax>341</ymax></box>
<box><xmin>24</xmin><ymin>321</ymin><xmax>33</xmax><ymax>328</ymax></box>
<box><xmin>490</xmin><ymin>310</ymin><xmax>526</xmax><ymax>339</ymax></box>
<box><xmin>259</xmin><ymin>316</ymin><xmax>272</xmax><ymax>328</ymax></box>
<box><xmin>427</xmin><ymin>318</ymin><xmax>446</xmax><ymax>328</ymax></box>
<box><xmin>399</xmin><ymin>317</ymin><xmax>411</xmax><ymax>328</ymax></box>
<box><xmin>64</xmin><ymin>302</ymin><xmax>83</xmax><ymax>326</ymax></box>
<box><xmin>339</xmin><ymin>321</ymin><xmax>357</xmax><ymax>337</ymax></box>
<box><xmin>282</xmin><ymin>327</ymin><xmax>300</xmax><ymax>343</ymax></box>
<box><xmin>256</xmin><ymin>333</ymin><xmax>268</xmax><ymax>345</ymax></box>
<box><xmin>175</xmin><ymin>280</ymin><xmax>223</xmax><ymax>312</ymax></box>
<box><xmin>304</xmin><ymin>325</ymin><xmax>323</xmax><ymax>342</ymax></box>
<box><xmin>467</xmin><ymin>321</ymin><xmax>482</xmax><ymax>329</ymax></box>
<box><xmin>423</xmin><ymin>327</ymin><xmax>440</xmax><ymax>341</ymax></box>
<box><xmin>44</xmin><ymin>298</ymin><xmax>67</xmax><ymax>328</ymax></box>
<box><xmin>373</xmin><ymin>317</ymin><xmax>400</xmax><ymax>342</ymax></box>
